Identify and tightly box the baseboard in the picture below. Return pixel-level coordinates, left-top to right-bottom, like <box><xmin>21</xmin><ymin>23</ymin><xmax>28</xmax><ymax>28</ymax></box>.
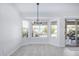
<box><xmin>20</xmin><ymin>42</ymin><xmax>50</xmax><ymax>46</ymax></box>
<box><xmin>49</xmin><ymin>42</ymin><xmax>65</xmax><ymax>47</ymax></box>
<box><xmin>7</xmin><ymin>44</ymin><xmax>21</xmax><ymax>56</ymax></box>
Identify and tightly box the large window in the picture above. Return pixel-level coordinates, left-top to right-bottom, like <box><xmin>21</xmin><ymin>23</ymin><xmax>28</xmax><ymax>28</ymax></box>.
<box><xmin>22</xmin><ymin>20</ymin><xmax>29</xmax><ymax>38</ymax></box>
<box><xmin>22</xmin><ymin>20</ymin><xmax>57</xmax><ymax>38</ymax></box>
<box><xmin>51</xmin><ymin>22</ymin><xmax>57</xmax><ymax>37</ymax></box>
<box><xmin>32</xmin><ymin>21</ymin><xmax>48</xmax><ymax>37</ymax></box>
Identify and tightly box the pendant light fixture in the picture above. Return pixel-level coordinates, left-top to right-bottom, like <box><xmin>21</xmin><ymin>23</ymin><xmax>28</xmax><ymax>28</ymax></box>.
<box><xmin>34</xmin><ymin>3</ymin><xmax>42</xmax><ymax>24</ymax></box>
<box><xmin>37</xmin><ymin>3</ymin><xmax>39</xmax><ymax>23</ymax></box>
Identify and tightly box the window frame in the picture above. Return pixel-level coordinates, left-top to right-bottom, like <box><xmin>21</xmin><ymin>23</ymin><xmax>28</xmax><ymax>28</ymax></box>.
<box><xmin>32</xmin><ymin>21</ymin><xmax>48</xmax><ymax>38</ymax></box>
<box><xmin>51</xmin><ymin>21</ymin><xmax>57</xmax><ymax>38</ymax></box>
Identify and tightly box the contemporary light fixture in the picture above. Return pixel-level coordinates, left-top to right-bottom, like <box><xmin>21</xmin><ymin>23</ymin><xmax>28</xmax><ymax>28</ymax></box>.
<box><xmin>34</xmin><ymin>3</ymin><xmax>42</xmax><ymax>24</ymax></box>
<box><xmin>37</xmin><ymin>3</ymin><xmax>39</xmax><ymax>22</ymax></box>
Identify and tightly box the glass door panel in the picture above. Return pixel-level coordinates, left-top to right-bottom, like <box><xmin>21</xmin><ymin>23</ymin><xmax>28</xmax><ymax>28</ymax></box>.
<box><xmin>65</xmin><ymin>20</ymin><xmax>76</xmax><ymax>46</ymax></box>
<box><xmin>77</xmin><ymin>20</ymin><xmax>79</xmax><ymax>45</ymax></box>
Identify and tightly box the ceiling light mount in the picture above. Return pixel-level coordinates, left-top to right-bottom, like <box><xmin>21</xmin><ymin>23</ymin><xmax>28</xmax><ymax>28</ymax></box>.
<box><xmin>37</xmin><ymin>3</ymin><xmax>39</xmax><ymax>5</ymax></box>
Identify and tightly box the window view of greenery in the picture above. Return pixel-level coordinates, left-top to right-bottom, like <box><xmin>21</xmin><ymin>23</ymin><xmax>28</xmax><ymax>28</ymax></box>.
<box><xmin>65</xmin><ymin>20</ymin><xmax>79</xmax><ymax>46</ymax></box>
<box><xmin>67</xmin><ymin>25</ymin><xmax>75</xmax><ymax>36</ymax></box>
<box><xmin>51</xmin><ymin>22</ymin><xmax>57</xmax><ymax>37</ymax></box>
<box><xmin>22</xmin><ymin>20</ymin><xmax>29</xmax><ymax>38</ymax></box>
<box><xmin>66</xmin><ymin>21</ymin><xmax>76</xmax><ymax>40</ymax></box>
<box><xmin>77</xmin><ymin>21</ymin><xmax>79</xmax><ymax>39</ymax></box>
<box><xmin>32</xmin><ymin>21</ymin><xmax>48</xmax><ymax>37</ymax></box>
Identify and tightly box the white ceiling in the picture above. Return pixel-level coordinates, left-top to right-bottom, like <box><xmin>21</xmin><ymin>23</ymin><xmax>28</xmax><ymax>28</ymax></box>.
<box><xmin>14</xmin><ymin>3</ymin><xmax>79</xmax><ymax>17</ymax></box>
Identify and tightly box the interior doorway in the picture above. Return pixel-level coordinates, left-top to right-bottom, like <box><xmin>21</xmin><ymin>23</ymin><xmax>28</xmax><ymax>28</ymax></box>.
<box><xmin>65</xmin><ymin>19</ymin><xmax>79</xmax><ymax>47</ymax></box>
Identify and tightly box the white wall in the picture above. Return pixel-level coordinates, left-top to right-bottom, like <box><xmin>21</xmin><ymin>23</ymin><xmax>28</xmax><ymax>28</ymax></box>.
<box><xmin>0</xmin><ymin>4</ymin><xmax>22</xmax><ymax>56</ymax></box>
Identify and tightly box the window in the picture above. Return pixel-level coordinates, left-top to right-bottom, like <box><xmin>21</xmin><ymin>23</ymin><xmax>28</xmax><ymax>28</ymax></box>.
<box><xmin>51</xmin><ymin>22</ymin><xmax>57</xmax><ymax>37</ymax></box>
<box><xmin>32</xmin><ymin>21</ymin><xmax>48</xmax><ymax>37</ymax></box>
<box><xmin>22</xmin><ymin>20</ymin><xmax>29</xmax><ymax>38</ymax></box>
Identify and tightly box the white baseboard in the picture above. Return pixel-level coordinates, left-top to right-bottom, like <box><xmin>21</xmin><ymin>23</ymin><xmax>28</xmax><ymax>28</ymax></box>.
<box><xmin>7</xmin><ymin>44</ymin><xmax>21</xmax><ymax>56</ymax></box>
<box><xmin>20</xmin><ymin>42</ymin><xmax>50</xmax><ymax>46</ymax></box>
<box><xmin>49</xmin><ymin>42</ymin><xmax>65</xmax><ymax>47</ymax></box>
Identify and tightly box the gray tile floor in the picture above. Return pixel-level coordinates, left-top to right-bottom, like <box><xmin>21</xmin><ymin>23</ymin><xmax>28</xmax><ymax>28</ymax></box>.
<box><xmin>11</xmin><ymin>44</ymin><xmax>79</xmax><ymax>56</ymax></box>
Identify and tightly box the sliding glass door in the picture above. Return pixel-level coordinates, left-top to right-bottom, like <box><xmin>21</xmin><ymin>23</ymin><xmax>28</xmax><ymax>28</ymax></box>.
<box><xmin>65</xmin><ymin>19</ymin><xmax>79</xmax><ymax>47</ymax></box>
<box><xmin>77</xmin><ymin>20</ymin><xmax>79</xmax><ymax>45</ymax></box>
